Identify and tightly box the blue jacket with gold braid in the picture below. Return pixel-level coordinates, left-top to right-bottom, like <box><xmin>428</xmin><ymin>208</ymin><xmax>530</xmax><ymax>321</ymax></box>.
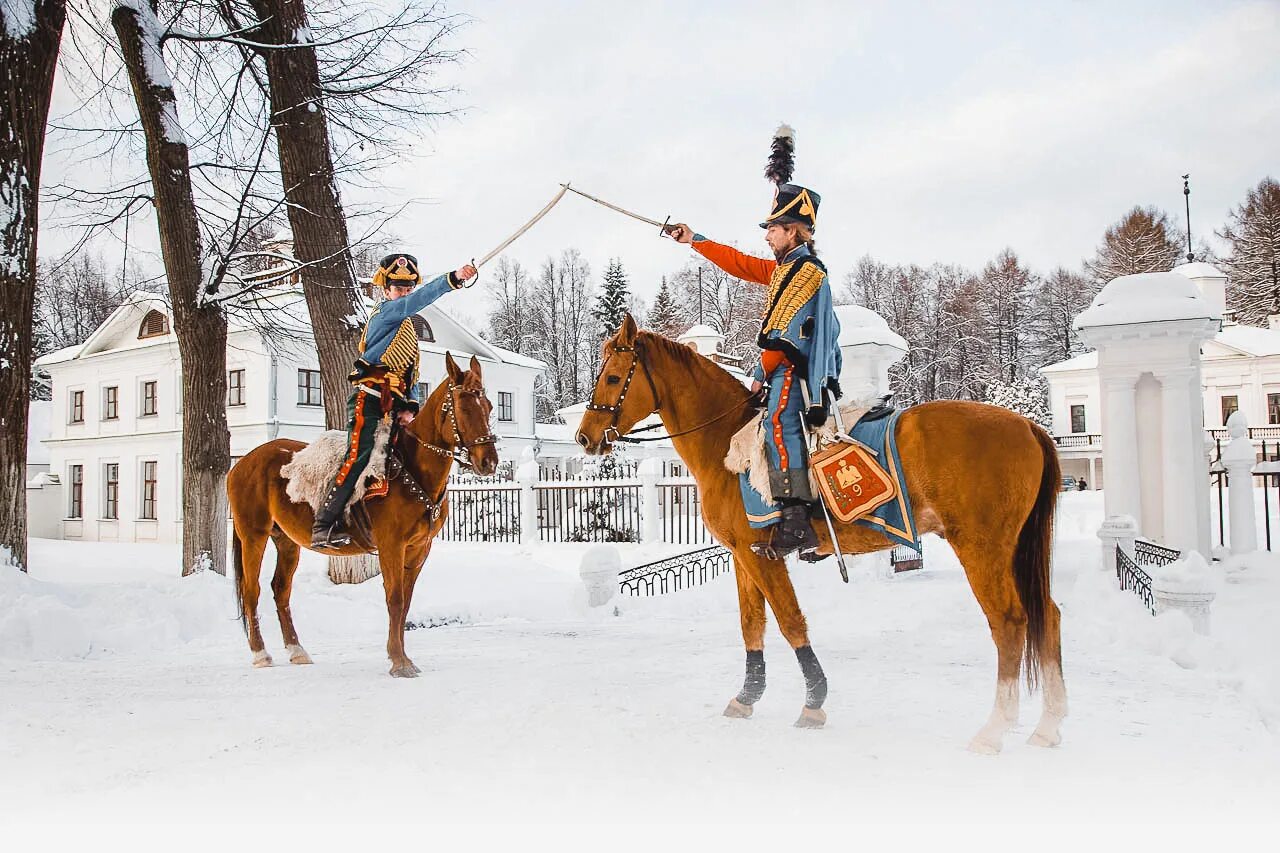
<box><xmin>351</xmin><ymin>270</ymin><xmax>464</xmax><ymax>413</ymax></box>
<box><xmin>691</xmin><ymin>237</ymin><xmax>842</xmax><ymax>420</ymax></box>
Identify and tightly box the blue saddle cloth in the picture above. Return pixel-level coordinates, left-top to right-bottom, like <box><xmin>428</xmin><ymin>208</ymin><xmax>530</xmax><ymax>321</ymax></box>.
<box><xmin>736</xmin><ymin>408</ymin><xmax>920</xmax><ymax>549</ymax></box>
<box><xmin>846</xmin><ymin>409</ymin><xmax>919</xmax><ymax>549</ymax></box>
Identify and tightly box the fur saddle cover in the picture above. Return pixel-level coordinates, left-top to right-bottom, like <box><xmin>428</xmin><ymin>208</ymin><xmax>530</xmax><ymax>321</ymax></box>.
<box><xmin>725</xmin><ymin>399</ymin><xmax>874</xmax><ymax>505</ymax></box>
<box><xmin>280</xmin><ymin>418</ymin><xmax>393</xmax><ymax>518</ymax></box>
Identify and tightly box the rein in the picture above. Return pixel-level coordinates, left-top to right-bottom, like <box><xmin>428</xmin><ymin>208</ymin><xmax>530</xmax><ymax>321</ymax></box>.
<box><xmin>588</xmin><ymin>341</ymin><xmax>764</xmax><ymax>446</ymax></box>
<box><xmin>399</xmin><ymin>380</ymin><xmax>497</xmax><ymax>471</ymax></box>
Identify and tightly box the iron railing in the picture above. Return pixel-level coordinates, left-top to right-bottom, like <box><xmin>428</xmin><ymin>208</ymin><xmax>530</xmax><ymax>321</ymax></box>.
<box><xmin>1133</xmin><ymin>538</ymin><xmax>1181</xmax><ymax>567</ymax></box>
<box><xmin>1115</xmin><ymin>546</ymin><xmax>1156</xmax><ymax>615</ymax></box>
<box><xmin>439</xmin><ymin>483</ymin><xmax>521</xmax><ymax>542</ymax></box>
<box><xmin>535</xmin><ymin>479</ymin><xmax>642</xmax><ymax>543</ymax></box>
<box><xmin>1053</xmin><ymin>434</ymin><xmax>1102</xmax><ymax>448</ymax></box>
<box><xmin>890</xmin><ymin>544</ymin><xmax>924</xmax><ymax>572</ymax></box>
<box><xmin>658</xmin><ymin>479</ymin><xmax>711</xmax><ymax>545</ymax></box>
<box><xmin>619</xmin><ymin>544</ymin><xmax>734</xmax><ymax>596</ymax></box>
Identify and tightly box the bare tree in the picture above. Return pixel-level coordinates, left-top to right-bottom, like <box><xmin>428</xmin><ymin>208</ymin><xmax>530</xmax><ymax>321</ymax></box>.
<box><xmin>484</xmin><ymin>256</ymin><xmax>535</xmax><ymax>354</ymax></box>
<box><xmin>1221</xmin><ymin>177</ymin><xmax>1280</xmax><ymax>327</ymax></box>
<box><xmin>528</xmin><ymin>249</ymin><xmax>595</xmax><ymax>419</ymax></box>
<box><xmin>670</xmin><ymin>256</ymin><xmax>766</xmax><ymax>363</ymax></box>
<box><xmin>1084</xmin><ymin>205</ymin><xmax>1183</xmax><ymax>285</ymax></box>
<box><xmin>1025</xmin><ymin>266</ymin><xmax>1097</xmax><ymax>368</ymax></box>
<box><xmin>1</xmin><ymin>0</ymin><xmax>67</xmax><ymax>571</ymax></box>
<box><xmin>113</xmin><ymin>0</ymin><xmax>230</xmax><ymax>576</ymax></box>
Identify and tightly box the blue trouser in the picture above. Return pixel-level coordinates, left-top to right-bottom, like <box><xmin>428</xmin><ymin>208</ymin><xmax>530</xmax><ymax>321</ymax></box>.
<box><xmin>740</xmin><ymin>362</ymin><xmax>814</xmax><ymax>529</ymax></box>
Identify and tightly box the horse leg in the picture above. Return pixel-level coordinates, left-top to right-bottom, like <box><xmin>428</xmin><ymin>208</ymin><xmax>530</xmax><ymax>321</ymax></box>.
<box><xmin>733</xmin><ymin>547</ymin><xmax>828</xmax><ymax>728</ymax></box>
<box><xmin>379</xmin><ymin>546</ymin><xmax>416</xmax><ymax>678</ymax></box>
<box><xmin>724</xmin><ymin>567</ymin><xmax>767</xmax><ymax>719</ymax></box>
<box><xmin>1028</xmin><ymin>600</ymin><xmax>1067</xmax><ymax>748</ymax></box>
<box><xmin>269</xmin><ymin>531</ymin><xmax>311</xmax><ymax>665</ymax></box>
<box><xmin>395</xmin><ymin>542</ymin><xmax>431</xmax><ymax>676</ymax></box>
<box><xmin>238</xmin><ymin>530</ymin><xmax>274</xmax><ymax>668</ymax></box>
<box><xmin>952</xmin><ymin>536</ymin><xmax>1025</xmax><ymax>754</ymax></box>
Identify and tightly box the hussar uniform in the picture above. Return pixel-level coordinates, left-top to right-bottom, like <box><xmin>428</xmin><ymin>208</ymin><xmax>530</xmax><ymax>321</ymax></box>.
<box><xmin>691</xmin><ymin>171</ymin><xmax>842</xmax><ymax>558</ymax></box>
<box><xmin>311</xmin><ymin>253</ymin><xmax>467</xmax><ymax>550</ymax></box>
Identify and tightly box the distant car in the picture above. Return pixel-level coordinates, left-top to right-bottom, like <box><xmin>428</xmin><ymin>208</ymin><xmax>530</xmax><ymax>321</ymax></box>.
<box><xmin>1060</xmin><ymin>476</ymin><xmax>1079</xmax><ymax>492</ymax></box>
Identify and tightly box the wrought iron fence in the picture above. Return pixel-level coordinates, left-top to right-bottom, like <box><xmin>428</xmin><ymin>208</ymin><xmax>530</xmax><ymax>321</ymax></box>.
<box><xmin>659</xmin><ymin>479</ymin><xmax>711</xmax><ymax>545</ymax></box>
<box><xmin>619</xmin><ymin>544</ymin><xmax>734</xmax><ymax>596</ymax></box>
<box><xmin>439</xmin><ymin>483</ymin><xmax>521</xmax><ymax>542</ymax></box>
<box><xmin>536</xmin><ymin>480</ymin><xmax>642</xmax><ymax>542</ymax></box>
<box><xmin>890</xmin><ymin>544</ymin><xmax>923</xmax><ymax>572</ymax></box>
<box><xmin>1133</xmin><ymin>538</ymin><xmax>1181</xmax><ymax>568</ymax></box>
<box><xmin>1115</xmin><ymin>545</ymin><xmax>1156</xmax><ymax>615</ymax></box>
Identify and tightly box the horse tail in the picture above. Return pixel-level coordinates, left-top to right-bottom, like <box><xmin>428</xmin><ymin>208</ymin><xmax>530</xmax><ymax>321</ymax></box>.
<box><xmin>232</xmin><ymin>528</ymin><xmax>247</xmax><ymax>635</ymax></box>
<box><xmin>1013</xmin><ymin>423</ymin><xmax>1060</xmax><ymax>691</ymax></box>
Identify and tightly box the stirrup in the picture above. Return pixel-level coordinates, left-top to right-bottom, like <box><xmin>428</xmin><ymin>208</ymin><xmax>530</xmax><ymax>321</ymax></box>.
<box><xmin>311</xmin><ymin>524</ymin><xmax>351</xmax><ymax>551</ymax></box>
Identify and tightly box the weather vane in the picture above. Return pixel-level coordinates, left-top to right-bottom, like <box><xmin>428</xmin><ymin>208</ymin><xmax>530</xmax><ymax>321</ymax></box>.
<box><xmin>1183</xmin><ymin>174</ymin><xmax>1195</xmax><ymax>263</ymax></box>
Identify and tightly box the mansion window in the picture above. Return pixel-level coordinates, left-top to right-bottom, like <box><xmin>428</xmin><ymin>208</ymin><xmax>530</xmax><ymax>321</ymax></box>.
<box><xmin>1269</xmin><ymin>393</ymin><xmax>1280</xmax><ymax>425</ymax></box>
<box><xmin>1069</xmin><ymin>404</ymin><xmax>1086</xmax><ymax>434</ymax></box>
<box><xmin>69</xmin><ymin>465</ymin><xmax>83</xmax><ymax>519</ymax></box>
<box><xmin>498</xmin><ymin>391</ymin><xmax>514</xmax><ymax>422</ymax></box>
<box><xmin>410</xmin><ymin>315</ymin><xmax>434</xmax><ymax>342</ymax></box>
<box><xmin>298</xmin><ymin>369</ymin><xmax>322</xmax><ymax>407</ymax></box>
<box><xmin>141</xmin><ymin>380</ymin><xmax>158</xmax><ymax>416</ymax></box>
<box><xmin>103</xmin><ymin>463</ymin><xmax>119</xmax><ymax>520</ymax></box>
<box><xmin>228</xmin><ymin>369</ymin><xmax>245</xmax><ymax>407</ymax></box>
<box><xmin>416</xmin><ymin>382</ymin><xmax>429</xmax><ymax>403</ymax></box>
<box><xmin>138</xmin><ymin>310</ymin><xmax>170</xmax><ymax>338</ymax></box>
<box><xmin>1221</xmin><ymin>395</ymin><xmax>1239</xmax><ymax>426</ymax></box>
<box><xmin>103</xmin><ymin>386</ymin><xmax>119</xmax><ymax>420</ymax></box>
<box><xmin>140</xmin><ymin>461</ymin><xmax>157</xmax><ymax>520</ymax></box>
<box><xmin>70</xmin><ymin>389</ymin><xmax>84</xmax><ymax>424</ymax></box>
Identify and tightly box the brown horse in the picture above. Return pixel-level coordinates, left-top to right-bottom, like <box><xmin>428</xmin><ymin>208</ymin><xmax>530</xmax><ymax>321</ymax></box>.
<box><xmin>576</xmin><ymin>315</ymin><xmax>1066</xmax><ymax>753</ymax></box>
<box><xmin>227</xmin><ymin>353</ymin><xmax>498</xmax><ymax>678</ymax></box>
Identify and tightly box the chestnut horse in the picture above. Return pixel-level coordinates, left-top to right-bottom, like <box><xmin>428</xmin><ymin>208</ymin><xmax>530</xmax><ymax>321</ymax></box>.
<box><xmin>227</xmin><ymin>353</ymin><xmax>498</xmax><ymax>677</ymax></box>
<box><xmin>576</xmin><ymin>315</ymin><xmax>1066</xmax><ymax>753</ymax></box>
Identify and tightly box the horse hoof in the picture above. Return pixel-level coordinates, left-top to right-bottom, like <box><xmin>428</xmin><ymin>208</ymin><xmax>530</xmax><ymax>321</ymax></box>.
<box><xmin>1027</xmin><ymin>730</ymin><xmax>1061</xmax><ymax>748</ymax></box>
<box><xmin>287</xmin><ymin>645</ymin><xmax>313</xmax><ymax>665</ymax></box>
<box><xmin>794</xmin><ymin>707</ymin><xmax>826</xmax><ymax>729</ymax></box>
<box><xmin>389</xmin><ymin>664</ymin><xmax>419</xmax><ymax>678</ymax></box>
<box><xmin>967</xmin><ymin>735</ymin><xmax>1002</xmax><ymax>755</ymax></box>
<box><xmin>252</xmin><ymin>650</ymin><xmax>273</xmax><ymax>668</ymax></box>
<box><xmin>723</xmin><ymin>699</ymin><xmax>754</xmax><ymax>719</ymax></box>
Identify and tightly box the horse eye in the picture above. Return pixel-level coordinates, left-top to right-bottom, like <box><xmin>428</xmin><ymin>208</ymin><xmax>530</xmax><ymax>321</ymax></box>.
<box><xmin>606</xmin><ymin>375</ymin><xmax>621</xmax><ymax>385</ymax></box>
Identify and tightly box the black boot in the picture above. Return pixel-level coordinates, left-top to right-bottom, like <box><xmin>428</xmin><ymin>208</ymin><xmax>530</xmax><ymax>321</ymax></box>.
<box><xmin>751</xmin><ymin>502</ymin><xmax>819</xmax><ymax>560</ymax></box>
<box><xmin>310</xmin><ymin>482</ymin><xmax>352</xmax><ymax>550</ymax></box>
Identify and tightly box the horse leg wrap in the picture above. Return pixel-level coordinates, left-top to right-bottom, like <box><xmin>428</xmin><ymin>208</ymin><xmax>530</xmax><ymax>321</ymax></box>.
<box><xmin>736</xmin><ymin>650</ymin><xmax>766</xmax><ymax>706</ymax></box>
<box><xmin>795</xmin><ymin>645</ymin><xmax>828</xmax><ymax>709</ymax></box>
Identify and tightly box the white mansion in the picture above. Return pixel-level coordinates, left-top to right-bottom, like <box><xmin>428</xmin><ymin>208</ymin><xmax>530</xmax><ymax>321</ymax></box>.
<box><xmin>34</xmin><ymin>285</ymin><xmax>547</xmax><ymax>544</ymax></box>
<box><xmin>1042</xmin><ymin>262</ymin><xmax>1280</xmax><ymax>488</ymax></box>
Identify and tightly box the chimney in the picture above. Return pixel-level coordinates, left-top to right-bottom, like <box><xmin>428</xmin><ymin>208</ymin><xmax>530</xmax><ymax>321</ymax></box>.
<box><xmin>1174</xmin><ymin>261</ymin><xmax>1227</xmax><ymax>323</ymax></box>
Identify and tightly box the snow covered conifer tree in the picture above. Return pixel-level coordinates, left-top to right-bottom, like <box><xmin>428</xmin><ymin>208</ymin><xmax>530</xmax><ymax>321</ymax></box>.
<box><xmin>1220</xmin><ymin>177</ymin><xmax>1280</xmax><ymax>327</ymax></box>
<box><xmin>1084</xmin><ymin>206</ymin><xmax>1183</xmax><ymax>286</ymax></box>
<box><xmin>593</xmin><ymin>258</ymin><xmax>632</xmax><ymax>341</ymax></box>
<box><xmin>646</xmin><ymin>276</ymin><xmax>685</xmax><ymax>338</ymax></box>
<box><xmin>986</xmin><ymin>374</ymin><xmax>1052</xmax><ymax>430</ymax></box>
<box><xmin>1</xmin><ymin>0</ymin><xmax>67</xmax><ymax>571</ymax></box>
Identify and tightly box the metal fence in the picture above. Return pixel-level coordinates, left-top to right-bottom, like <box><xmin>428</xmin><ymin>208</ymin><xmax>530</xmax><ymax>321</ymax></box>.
<box><xmin>1209</xmin><ymin>438</ymin><xmax>1280</xmax><ymax>550</ymax></box>
<box><xmin>1115</xmin><ymin>538</ymin><xmax>1181</xmax><ymax>616</ymax></box>
<box><xmin>619</xmin><ymin>544</ymin><xmax>734</xmax><ymax>596</ymax></box>
<box><xmin>440</xmin><ymin>483</ymin><xmax>522</xmax><ymax>542</ymax></box>
<box><xmin>890</xmin><ymin>544</ymin><xmax>924</xmax><ymax>572</ymax></box>
<box><xmin>535</xmin><ymin>478</ymin><xmax>643</xmax><ymax>542</ymax></box>
<box><xmin>658</xmin><ymin>480</ymin><xmax>711</xmax><ymax>545</ymax></box>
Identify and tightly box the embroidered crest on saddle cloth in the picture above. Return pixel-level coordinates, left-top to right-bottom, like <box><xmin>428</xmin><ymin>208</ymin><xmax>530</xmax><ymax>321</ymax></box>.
<box><xmin>809</xmin><ymin>441</ymin><xmax>896</xmax><ymax>524</ymax></box>
<box><xmin>281</xmin><ymin>418</ymin><xmax>393</xmax><ymax>518</ymax></box>
<box><xmin>725</xmin><ymin>400</ymin><xmax>873</xmax><ymax>504</ymax></box>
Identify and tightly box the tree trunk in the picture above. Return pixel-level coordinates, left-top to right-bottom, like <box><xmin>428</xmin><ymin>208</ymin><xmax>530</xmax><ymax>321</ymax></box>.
<box><xmin>1</xmin><ymin>0</ymin><xmax>66</xmax><ymax>571</ymax></box>
<box><xmin>113</xmin><ymin>1</ymin><xmax>229</xmax><ymax>576</ymax></box>
<box><xmin>248</xmin><ymin>0</ymin><xmax>364</xmax><ymax>430</ymax></box>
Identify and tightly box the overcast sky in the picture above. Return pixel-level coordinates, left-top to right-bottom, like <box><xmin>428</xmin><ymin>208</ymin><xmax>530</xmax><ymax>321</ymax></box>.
<box><xmin>43</xmin><ymin>0</ymin><xmax>1280</xmax><ymax>322</ymax></box>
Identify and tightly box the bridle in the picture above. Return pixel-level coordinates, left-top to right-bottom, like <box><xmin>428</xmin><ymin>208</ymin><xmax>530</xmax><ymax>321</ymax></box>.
<box><xmin>401</xmin><ymin>379</ymin><xmax>497</xmax><ymax>471</ymax></box>
<box><xmin>586</xmin><ymin>340</ymin><xmax>764</xmax><ymax>447</ymax></box>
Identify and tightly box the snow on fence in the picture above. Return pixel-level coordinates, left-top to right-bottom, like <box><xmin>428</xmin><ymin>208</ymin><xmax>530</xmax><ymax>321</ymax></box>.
<box><xmin>618</xmin><ymin>544</ymin><xmax>734</xmax><ymax>596</ymax></box>
<box><xmin>438</xmin><ymin>462</ymin><xmax>710</xmax><ymax>545</ymax></box>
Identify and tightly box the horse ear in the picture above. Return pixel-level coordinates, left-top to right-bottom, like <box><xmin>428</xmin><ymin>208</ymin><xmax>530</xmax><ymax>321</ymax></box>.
<box><xmin>445</xmin><ymin>351</ymin><xmax>464</xmax><ymax>383</ymax></box>
<box><xmin>618</xmin><ymin>312</ymin><xmax>638</xmax><ymax>345</ymax></box>
<box><xmin>469</xmin><ymin>354</ymin><xmax>483</xmax><ymax>380</ymax></box>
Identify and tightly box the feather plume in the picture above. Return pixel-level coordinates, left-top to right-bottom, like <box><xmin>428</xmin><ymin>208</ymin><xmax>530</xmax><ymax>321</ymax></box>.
<box><xmin>764</xmin><ymin>123</ymin><xmax>795</xmax><ymax>186</ymax></box>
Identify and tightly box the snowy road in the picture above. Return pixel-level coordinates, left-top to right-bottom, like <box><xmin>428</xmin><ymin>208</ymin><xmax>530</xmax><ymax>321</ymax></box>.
<box><xmin>3</xmin><ymin>493</ymin><xmax>1279</xmax><ymax>826</ymax></box>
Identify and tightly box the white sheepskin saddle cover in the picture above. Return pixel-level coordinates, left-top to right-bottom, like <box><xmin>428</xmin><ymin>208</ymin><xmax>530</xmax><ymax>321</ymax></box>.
<box><xmin>724</xmin><ymin>399</ymin><xmax>875</xmax><ymax>504</ymax></box>
<box><xmin>280</xmin><ymin>419</ymin><xmax>393</xmax><ymax>516</ymax></box>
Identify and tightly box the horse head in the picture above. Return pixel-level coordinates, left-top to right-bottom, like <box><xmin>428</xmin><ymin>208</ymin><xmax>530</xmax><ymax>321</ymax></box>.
<box><xmin>435</xmin><ymin>352</ymin><xmax>499</xmax><ymax>476</ymax></box>
<box><xmin>576</xmin><ymin>313</ymin><xmax>661</xmax><ymax>455</ymax></box>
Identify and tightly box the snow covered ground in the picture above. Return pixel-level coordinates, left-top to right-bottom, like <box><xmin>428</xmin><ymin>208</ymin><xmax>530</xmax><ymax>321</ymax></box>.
<box><xmin>2</xmin><ymin>492</ymin><xmax>1279</xmax><ymax>833</ymax></box>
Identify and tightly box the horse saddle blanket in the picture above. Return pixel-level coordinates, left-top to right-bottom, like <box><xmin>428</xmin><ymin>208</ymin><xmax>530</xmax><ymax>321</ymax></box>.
<box><xmin>830</xmin><ymin>408</ymin><xmax>918</xmax><ymax>548</ymax></box>
<box><xmin>280</xmin><ymin>419</ymin><xmax>393</xmax><ymax>517</ymax></box>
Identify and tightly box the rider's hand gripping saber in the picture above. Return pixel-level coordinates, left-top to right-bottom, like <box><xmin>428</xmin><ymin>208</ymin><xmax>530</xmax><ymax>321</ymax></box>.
<box><xmin>800</xmin><ymin>379</ymin><xmax>852</xmax><ymax>583</ymax></box>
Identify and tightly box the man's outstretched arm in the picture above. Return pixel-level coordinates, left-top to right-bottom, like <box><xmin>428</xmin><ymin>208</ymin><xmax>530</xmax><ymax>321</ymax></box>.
<box><xmin>668</xmin><ymin>223</ymin><xmax>774</xmax><ymax>285</ymax></box>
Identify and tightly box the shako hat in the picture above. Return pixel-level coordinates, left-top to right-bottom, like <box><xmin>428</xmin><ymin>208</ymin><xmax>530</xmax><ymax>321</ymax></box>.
<box><xmin>373</xmin><ymin>253</ymin><xmax>421</xmax><ymax>288</ymax></box>
<box><xmin>759</xmin><ymin>124</ymin><xmax>820</xmax><ymax>231</ymax></box>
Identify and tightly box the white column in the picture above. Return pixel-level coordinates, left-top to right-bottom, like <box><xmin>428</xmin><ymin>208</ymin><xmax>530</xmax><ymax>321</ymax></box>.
<box><xmin>1098</xmin><ymin>515</ymin><xmax>1137</xmax><ymax>578</ymax></box>
<box><xmin>517</xmin><ymin>449</ymin><xmax>539</xmax><ymax>546</ymax></box>
<box><xmin>1158</xmin><ymin>366</ymin><xmax>1199</xmax><ymax>552</ymax></box>
<box><xmin>638</xmin><ymin>457</ymin><xmax>662</xmax><ymax>544</ymax></box>
<box><xmin>1102</xmin><ymin>375</ymin><xmax>1142</xmax><ymax>527</ymax></box>
<box><xmin>1222</xmin><ymin>411</ymin><xmax>1259</xmax><ymax>554</ymax></box>
<box><xmin>1087</xmin><ymin>455</ymin><xmax>1097</xmax><ymax>489</ymax></box>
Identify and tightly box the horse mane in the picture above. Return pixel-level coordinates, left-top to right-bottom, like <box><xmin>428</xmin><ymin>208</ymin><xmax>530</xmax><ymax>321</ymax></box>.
<box><xmin>635</xmin><ymin>331</ymin><xmax>753</xmax><ymax>402</ymax></box>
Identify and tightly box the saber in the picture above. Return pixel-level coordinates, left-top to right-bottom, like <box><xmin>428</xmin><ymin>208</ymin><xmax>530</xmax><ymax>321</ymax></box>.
<box><xmin>560</xmin><ymin>184</ymin><xmax>673</xmax><ymax>235</ymax></box>
<box><xmin>472</xmin><ymin>184</ymin><xmax>570</xmax><ymax>270</ymax></box>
